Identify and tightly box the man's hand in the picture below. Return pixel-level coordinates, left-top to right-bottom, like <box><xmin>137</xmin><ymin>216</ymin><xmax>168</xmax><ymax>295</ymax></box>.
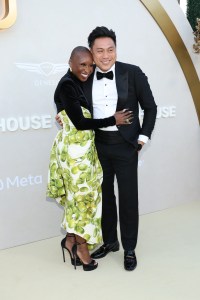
<box><xmin>137</xmin><ymin>141</ymin><xmax>144</xmax><ymax>152</ymax></box>
<box><xmin>55</xmin><ymin>114</ymin><xmax>63</xmax><ymax>127</ymax></box>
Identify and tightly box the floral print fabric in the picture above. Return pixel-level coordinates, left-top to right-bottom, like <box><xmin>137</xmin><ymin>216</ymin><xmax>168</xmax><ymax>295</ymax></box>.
<box><xmin>47</xmin><ymin>109</ymin><xmax>102</xmax><ymax>247</ymax></box>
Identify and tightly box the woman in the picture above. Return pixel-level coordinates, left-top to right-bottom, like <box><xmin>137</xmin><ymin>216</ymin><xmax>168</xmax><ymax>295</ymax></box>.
<box><xmin>47</xmin><ymin>46</ymin><xmax>132</xmax><ymax>271</ymax></box>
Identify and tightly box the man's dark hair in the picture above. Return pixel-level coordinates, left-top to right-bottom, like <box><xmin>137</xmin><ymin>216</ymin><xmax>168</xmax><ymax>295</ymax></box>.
<box><xmin>88</xmin><ymin>26</ymin><xmax>116</xmax><ymax>48</ymax></box>
<box><xmin>70</xmin><ymin>46</ymin><xmax>91</xmax><ymax>59</ymax></box>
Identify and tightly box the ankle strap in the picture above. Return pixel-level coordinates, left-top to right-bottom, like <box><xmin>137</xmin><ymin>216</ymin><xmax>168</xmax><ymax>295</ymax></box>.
<box><xmin>76</xmin><ymin>241</ymin><xmax>87</xmax><ymax>245</ymax></box>
<box><xmin>67</xmin><ymin>233</ymin><xmax>75</xmax><ymax>237</ymax></box>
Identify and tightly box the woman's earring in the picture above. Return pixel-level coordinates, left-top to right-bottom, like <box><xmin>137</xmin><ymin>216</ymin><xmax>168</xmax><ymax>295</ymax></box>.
<box><xmin>70</xmin><ymin>67</ymin><xmax>72</xmax><ymax>72</ymax></box>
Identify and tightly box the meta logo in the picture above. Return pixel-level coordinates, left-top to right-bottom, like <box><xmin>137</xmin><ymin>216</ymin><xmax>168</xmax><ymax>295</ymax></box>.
<box><xmin>0</xmin><ymin>0</ymin><xmax>17</xmax><ymax>29</ymax></box>
<box><xmin>0</xmin><ymin>175</ymin><xmax>42</xmax><ymax>191</ymax></box>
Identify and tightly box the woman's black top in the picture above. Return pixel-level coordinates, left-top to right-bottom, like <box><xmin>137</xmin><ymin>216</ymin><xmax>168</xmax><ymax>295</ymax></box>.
<box><xmin>54</xmin><ymin>70</ymin><xmax>116</xmax><ymax>130</ymax></box>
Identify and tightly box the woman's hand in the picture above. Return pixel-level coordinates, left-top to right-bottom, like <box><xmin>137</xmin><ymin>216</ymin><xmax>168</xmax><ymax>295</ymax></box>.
<box><xmin>55</xmin><ymin>114</ymin><xmax>63</xmax><ymax>127</ymax></box>
<box><xmin>114</xmin><ymin>109</ymin><xmax>133</xmax><ymax>125</ymax></box>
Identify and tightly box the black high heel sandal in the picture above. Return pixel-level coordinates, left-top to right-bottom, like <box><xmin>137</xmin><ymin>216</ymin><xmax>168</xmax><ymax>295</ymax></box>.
<box><xmin>72</xmin><ymin>241</ymin><xmax>98</xmax><ymax>271</ymax></box>
<box><xmin>61</xmin><ymin>234</ymin><xmax>82</xmax><ymax>266</ymax></box>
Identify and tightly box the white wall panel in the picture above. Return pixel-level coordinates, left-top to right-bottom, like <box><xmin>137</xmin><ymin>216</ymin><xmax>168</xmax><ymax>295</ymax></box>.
<box><xmin>0</xmin><ymin>0</ymin><xmax>199</xmax><ymax>249</ymax></box>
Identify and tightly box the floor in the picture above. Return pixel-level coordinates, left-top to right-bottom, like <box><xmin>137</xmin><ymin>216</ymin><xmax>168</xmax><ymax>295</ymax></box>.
<box><xmin>1</xmin><ymin>200</ymin><xmax>200</xmax><ymax>300</ymax></box>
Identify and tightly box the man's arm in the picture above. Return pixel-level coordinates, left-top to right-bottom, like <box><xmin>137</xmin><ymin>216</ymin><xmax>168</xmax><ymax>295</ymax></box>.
<box><xmin>134</xmin><ymin>67</ymin><xmax>157</xmax><ymax>139</ymax></box>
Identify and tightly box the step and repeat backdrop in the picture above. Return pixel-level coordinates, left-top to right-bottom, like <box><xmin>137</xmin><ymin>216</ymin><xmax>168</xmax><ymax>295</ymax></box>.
<box><xmin>0</xmin><ymin>0</ymin><xmax>200</xmax><ymax>249</ymax></box>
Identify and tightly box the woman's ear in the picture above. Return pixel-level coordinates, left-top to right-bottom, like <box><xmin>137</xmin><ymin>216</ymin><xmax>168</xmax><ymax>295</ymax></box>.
<box><xmin>68</xmin><ymin>60</ymin><xmax>72</xmax><ymax>72</ymax></box>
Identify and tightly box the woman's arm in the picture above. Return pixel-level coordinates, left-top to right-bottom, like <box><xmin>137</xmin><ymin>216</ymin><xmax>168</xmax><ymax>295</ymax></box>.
<box><xmin>58</xmin><ymin>81</ymin><xmax>115</xmax><ymax>130</ymax></box>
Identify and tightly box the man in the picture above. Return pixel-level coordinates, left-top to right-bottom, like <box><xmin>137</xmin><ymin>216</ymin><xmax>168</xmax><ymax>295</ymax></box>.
<box><xmin>83</xmin><ymin>26</ymin><xmax>157</xmax><ymax>271</ymax></box>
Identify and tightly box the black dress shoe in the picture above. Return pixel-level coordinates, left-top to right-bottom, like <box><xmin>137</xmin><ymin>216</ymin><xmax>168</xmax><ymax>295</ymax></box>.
<box><xmin>124</xmin><ymin>250</ymin><xmax>137</xmax><ymax>271</ymax></box>
<box><xmin>91</xmin><ymin>241</ymin><xmax>120</xmax><ymax>259</ymax></box>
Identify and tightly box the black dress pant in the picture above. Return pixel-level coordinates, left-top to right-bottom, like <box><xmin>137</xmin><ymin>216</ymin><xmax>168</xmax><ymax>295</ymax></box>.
<box><xmin>95</xmin><ymin>134</ymin><xmax>139</xmax><ymax>251</ymax></box>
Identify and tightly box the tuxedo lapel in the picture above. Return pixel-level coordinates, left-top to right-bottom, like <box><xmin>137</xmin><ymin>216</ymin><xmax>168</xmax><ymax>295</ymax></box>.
<box><xmin>115</xmin><ymin>62</ymin><xmax>128</xmax><ymax>111</ymax></box>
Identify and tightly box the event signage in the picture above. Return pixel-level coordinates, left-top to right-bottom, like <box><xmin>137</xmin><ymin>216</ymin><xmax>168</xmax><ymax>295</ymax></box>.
<box><xmin>0</xmin><ymin>115</ymin><xmax>52</xmax><ymax>132</ymax></box>
<box><xmin>0</xmin><ymin>175</ymin><xmax>42</xmax><ymax>191</ymax></box>
<box><xmin>0</xmin><ymin>0</ymin><xmax>17</xmax><ymax>29</ymax></box>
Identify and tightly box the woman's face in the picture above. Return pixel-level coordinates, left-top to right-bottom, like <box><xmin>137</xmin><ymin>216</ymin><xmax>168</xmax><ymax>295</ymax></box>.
<box><xmin>69</xmin><ymin>51</ymin><xmax>93</xmax><ymax>82</ymax></box>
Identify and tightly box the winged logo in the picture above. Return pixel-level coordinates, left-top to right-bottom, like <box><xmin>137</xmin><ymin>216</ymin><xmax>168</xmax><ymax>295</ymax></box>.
<box><xmin>15</xmin><ymin>62</ymin><xmax>67</xmax><ymax>76</ymax></box>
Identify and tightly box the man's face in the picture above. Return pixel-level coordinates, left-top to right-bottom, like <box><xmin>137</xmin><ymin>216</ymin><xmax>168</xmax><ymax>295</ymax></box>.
<box><xmin>91</xmin><ymin>37</ymin><xmax>116</xmax><ymax>72</ymax></box>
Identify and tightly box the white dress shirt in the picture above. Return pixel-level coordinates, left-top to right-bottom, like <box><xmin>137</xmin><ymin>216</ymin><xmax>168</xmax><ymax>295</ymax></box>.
<box><xmin>92</xmin><ymin>65</ymin><xmax>148</xmax><ymax>143</ymax></box>
<box><xmin>93</xmin><ymin>65</ymin><xmax>118</xmax><ymax>131</ymax></box>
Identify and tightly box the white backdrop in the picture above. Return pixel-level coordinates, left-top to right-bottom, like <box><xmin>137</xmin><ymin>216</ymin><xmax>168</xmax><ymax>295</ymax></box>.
<box><xmin>0</xmin><ymin>0</ymin><xmax>200</xmax><ymax>249</ymax></box>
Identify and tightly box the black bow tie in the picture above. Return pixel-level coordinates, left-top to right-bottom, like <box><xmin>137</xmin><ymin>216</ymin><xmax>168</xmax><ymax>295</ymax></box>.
<box><xmin>96</xmin><ymin>70</ymin><xmax>113</xmax><ymax>80</ymax></box>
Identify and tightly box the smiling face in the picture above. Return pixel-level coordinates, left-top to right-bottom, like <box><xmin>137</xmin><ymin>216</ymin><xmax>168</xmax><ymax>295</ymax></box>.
<box><xmin>69</xmin><ymin>51</ymin><xmax>93</xmax><ymax>82</ymax></box>
<box><xmin>90</xmin><ymin>37</ymin><xmax>117</xmax><ymax>72</ymax></box>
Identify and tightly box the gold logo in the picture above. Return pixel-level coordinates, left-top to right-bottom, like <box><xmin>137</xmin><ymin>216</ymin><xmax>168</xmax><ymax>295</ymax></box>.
<box><xmin>0</xmin><ymin>0</ymin><xmax>17</xmax><ymax>29</ymax></box>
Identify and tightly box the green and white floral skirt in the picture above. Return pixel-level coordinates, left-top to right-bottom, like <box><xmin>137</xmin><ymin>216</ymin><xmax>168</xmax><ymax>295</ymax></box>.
<box><xmin>47</xmin><ymin>109</ymin><xmax>103</xmax><ymax>248</ymax></box>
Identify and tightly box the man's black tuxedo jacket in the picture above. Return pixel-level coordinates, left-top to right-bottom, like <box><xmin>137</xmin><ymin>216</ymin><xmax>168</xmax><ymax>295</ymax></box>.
<box><xmin>83</xmin><ymin>61</ymin><xmax>157</xmax><ymax>147</ymax></box>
